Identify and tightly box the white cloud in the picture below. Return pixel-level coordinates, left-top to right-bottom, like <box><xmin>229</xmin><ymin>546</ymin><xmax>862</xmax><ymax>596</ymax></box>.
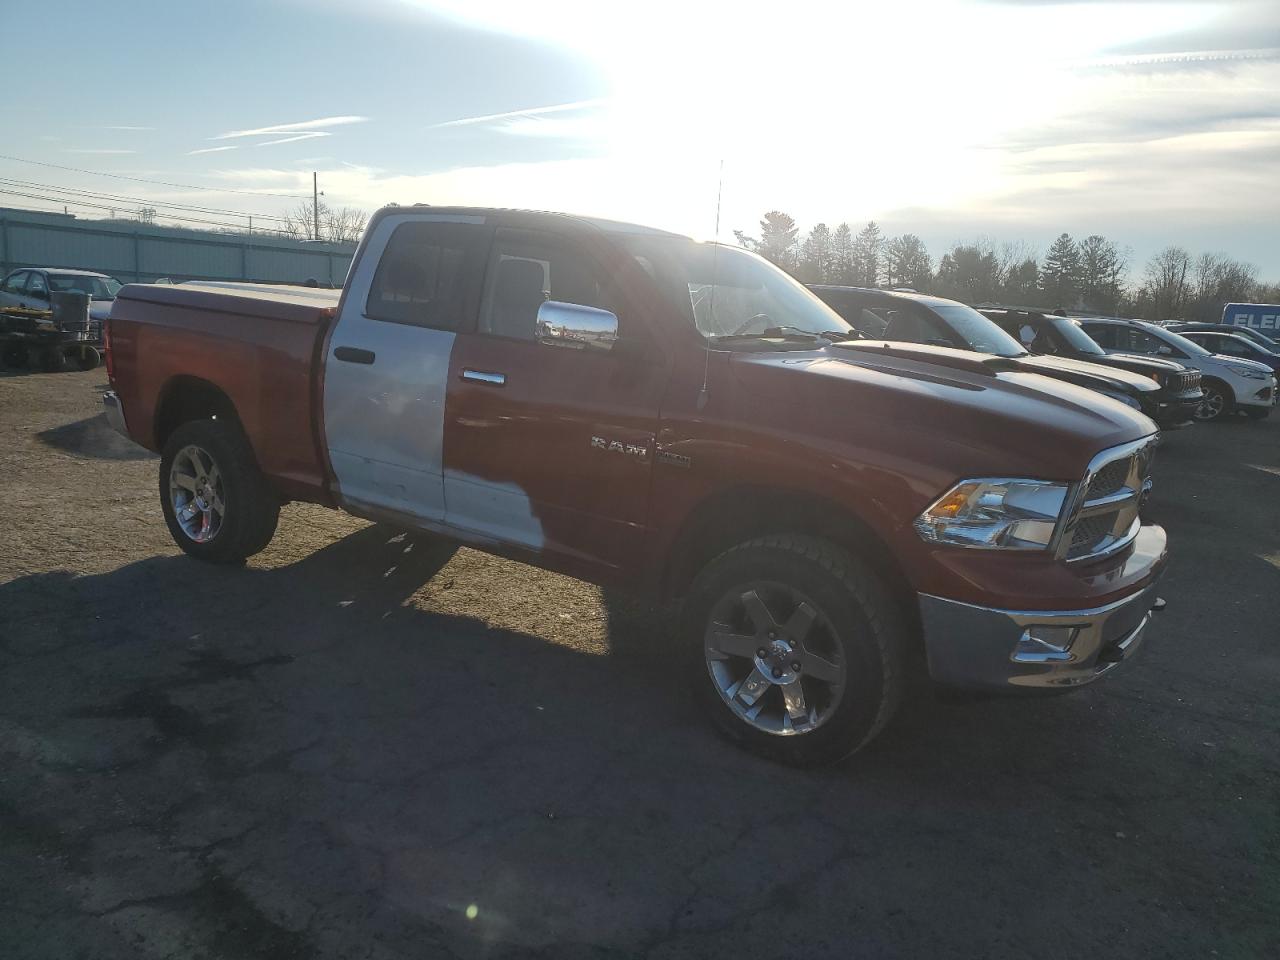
<box><xmin>187</xmin><ymin>145</ymin><xmax>239</xmax><ymax>155</ymax></box>
<box><xmin>258</xmin><ymin>132</ymin><xmax>332</xmax><ymax>147</ymax></box>
<box><xmin>429</xmin><ymin>98</ymin><xmax>606</xmax><ymax>129</ymax></box>
<box><xmin>213</xmin><ymin>116</ymin><xmax>367</xmax><ymax>140</ymax></box>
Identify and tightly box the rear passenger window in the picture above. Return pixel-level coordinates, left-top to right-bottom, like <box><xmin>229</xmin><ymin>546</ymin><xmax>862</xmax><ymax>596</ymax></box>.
<box><xmin>2</xmin><ymin>271</ymin><xmax>27</xmax><ymax>294</ymax></box>
<box><xmin>365</xmin><ymin>220</ymin><xmax>487</xmax><ymax>330</ymax></box>
<box><xmin>478</xmin><ymin>228</ymin><xmax>619</xmax><ymax>341</ymax></box>
<box><xmin>1083</xmin><ymin>325</ymin><xmax>1113</xmax><ymax>349</ymax></box>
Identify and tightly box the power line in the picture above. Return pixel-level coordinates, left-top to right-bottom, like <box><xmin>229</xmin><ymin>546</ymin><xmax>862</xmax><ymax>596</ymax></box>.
<box><xmin>0</xmin><ymin>177</ymin><xmax>292</xmax><ymax>223</ymax></box>
<box><xmin>0</xmin><ymin>187</ymin><xmax>270</xmax><ymax>231</ymax></box>
<box><xmin>0</xmin><ymin>153</ymin><xmax>309</xmax><ymax>200</ymax></box>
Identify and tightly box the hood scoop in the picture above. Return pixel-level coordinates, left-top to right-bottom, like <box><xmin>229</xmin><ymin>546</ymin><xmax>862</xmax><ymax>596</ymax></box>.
<box><xmin>831</xmin><ymin>340</ymin><xmax>1022</xmax><ymax>376</ymax></box>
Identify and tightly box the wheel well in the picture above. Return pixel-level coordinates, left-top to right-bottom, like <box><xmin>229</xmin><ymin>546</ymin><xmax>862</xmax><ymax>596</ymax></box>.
<box><xmin>153</xmin><ymin>377</ymin><xmax>241</xmax><ymax>449</ymax></box>
<box><xmin>663</xmin><ymin>486</ymin><xmax>918</xmax><ymax>621</ymax></box>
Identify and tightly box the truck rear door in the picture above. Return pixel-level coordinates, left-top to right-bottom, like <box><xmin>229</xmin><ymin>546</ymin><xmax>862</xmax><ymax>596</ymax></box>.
<box><xmin>322</xmin><ymin>213</ymin><xmax>491</xmax><ymax>522</ymax></box>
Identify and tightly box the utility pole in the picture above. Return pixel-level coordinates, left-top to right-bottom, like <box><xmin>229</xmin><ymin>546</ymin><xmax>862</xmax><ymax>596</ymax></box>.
<box><xmin>248</xmin><ymin>215</ymin><xmax>253</xmax><ymax>236</ymax></box>
<box><xmin>312</xmin><ymin>171</ymin><xmax>320</xmax><ymax>241</ymax></box>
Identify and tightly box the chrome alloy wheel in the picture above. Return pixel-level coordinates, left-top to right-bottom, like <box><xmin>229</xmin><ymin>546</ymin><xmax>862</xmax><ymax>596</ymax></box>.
<box><xmin>1195</xmin><ymin>388</ymin><xmax>1225</xmax><ymax>421</ymax></box>
<box><xmin>169</xmin><ymin>445</ymin><xmax>225</xmax><ymax>543</ymax></box>
<box><xmin>703</xmin><ymin>582</ymin><xmax>847</xmax><ymax>736</ymax></box>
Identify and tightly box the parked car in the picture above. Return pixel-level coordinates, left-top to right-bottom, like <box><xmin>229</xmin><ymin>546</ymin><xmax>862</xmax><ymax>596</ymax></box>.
<box><xmin>809</xmin><ymin>286</ymin><xmax>1169</xmax><ymax>425</ymax></box>
<box><xmin>0</xmin><ymin>268</ymin><xmax>122</xmax><ymax>323</ymax></box>
<box><xmin>1173</xmin><ymin>329</ymin><xmax>1280</xmax><ymax>378</ymax></box>
<box><xmin>1167</xmin><ymin>321</ymin><xmax>1280</xmax><ymax>353</ymax></box>
<box><xmin>979</xmin><ymin>307</ymin><xmax>1202</xmax><ymax>429</ymax></box>
<box><xmin>1078</xmin><ymin>317</ymin><xmax>1277</xmax><ymax>421</ymax></box>
<box><xmin>102</xmin><ymin>205</ymin><xmax>1168</xmax><ymax>765</ymax></box>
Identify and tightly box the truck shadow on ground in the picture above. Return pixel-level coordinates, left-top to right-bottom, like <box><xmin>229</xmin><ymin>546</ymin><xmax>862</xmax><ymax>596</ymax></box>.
<box><xmin>36</xmin><ymin>412</ymin><xmax>157</xmax><ymax>461</ymax></box>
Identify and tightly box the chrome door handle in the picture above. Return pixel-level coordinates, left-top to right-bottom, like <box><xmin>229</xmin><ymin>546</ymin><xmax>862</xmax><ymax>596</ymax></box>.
<box><xmin>462</xmin><ymin>369</ymin><xmax>505</xmax><ymax>386</ymax></box>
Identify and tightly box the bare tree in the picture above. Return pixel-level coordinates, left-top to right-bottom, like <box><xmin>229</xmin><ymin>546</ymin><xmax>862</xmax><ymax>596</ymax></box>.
<box><xmin>1188</xmin><ymin>252</ymin><xmax>1257</xmax><ymax>322</ymax></box>
<box><xmin>325</xmin><ymin>206</ymin><xmax>368</xmax><ymax>244</ymax></box>
<box><xmin>1140</xmin><ymin>246</ymin><xmax>1193</xmax><ymax>320</ymax></box>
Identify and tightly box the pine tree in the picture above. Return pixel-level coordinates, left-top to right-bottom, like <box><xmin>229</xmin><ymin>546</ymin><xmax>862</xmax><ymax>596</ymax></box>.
<box><xmin>885</xmin><ymin>234</ymin><xmax>932</xmax><ymax>290</ymax></box>
<box><xmin>830</xmin><ymin>223</ymin><xmax>855</xmax><ymax>284</ymax></box>
<box><xmin>799</xmin><ymin>223</ymin><xmax>834</xmax><ymax>282</ymax></box>
<box><xmin>757</xmin><ymin>211</ymin><xmax>799</xmax><ymax>271</ymax></box>
<box><xmin>853</xmin><ymin>222</ymin><xmax>884</xmax><ymax>287</ymax></box>
<box><xmin>1077</xmin><ymin>235</ymin><xmax>1126</xmax><ymax>313</ymax></box>
<box><xmin>1040</xmin><ymin>233</ymin><xmax>1082</xmax><ymax>309</ymax></box>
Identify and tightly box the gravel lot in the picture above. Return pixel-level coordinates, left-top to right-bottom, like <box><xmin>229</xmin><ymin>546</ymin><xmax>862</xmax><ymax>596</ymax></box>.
<box><xmin>2</xmin><ymin>368</ymin><xmax>1277</xmax><ymax>959</ymax></box>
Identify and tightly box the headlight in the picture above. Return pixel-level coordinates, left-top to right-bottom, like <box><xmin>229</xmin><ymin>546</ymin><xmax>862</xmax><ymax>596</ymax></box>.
<box><xmin>1226</xmin><ymin>363</ymin><xmax>1269</xmax><ymax>380</ymax></box>
<box><xmin>915</xmin><ymin>478</ymin><xmax>1069</xmax><ymax>549</ymax></box>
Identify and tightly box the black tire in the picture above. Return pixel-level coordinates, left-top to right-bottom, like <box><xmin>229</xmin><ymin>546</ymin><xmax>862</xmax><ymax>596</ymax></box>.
<box><xmin>41</xmin><ymin>346</ymin><xmax>68</xmax><ymax>373</ymax></box>
<box><xmin>1193</xmin><ymin>379</ymin><xmax>1232</xmax><ymax>422</ymax></box>
<box><xmin>159</xmin><ymin>419</ymin><xmax>280</xmax><ymax>565</ymax></box>
<box><xmin>75</xmin><ymin>345</ymin><xmax>101</xmax><ymax>371</ymax></box>
<box><xmin>683</xmin><ymin>534</ymin><xmax>906</xmax><ymax>766</ymax></box>
<box><xmin>0</xmin><ymin>342</ymin><xmax>27</xmax><ymax>369</ymax></box>
<box><xmin>1244</xmin><ymin>407</ymin><xmax>1270</xmax><ymax>420</ymax></box>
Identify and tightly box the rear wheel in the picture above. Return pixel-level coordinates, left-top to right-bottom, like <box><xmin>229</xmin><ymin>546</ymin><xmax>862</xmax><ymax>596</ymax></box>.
<box><xmin>684</xmin><ymin>535</ymin><xmax>906</xmax><ymax>766</ymax></box>
<box><xmin>74</xmin><ymin>345</ymin><xmax>101</xmax><ymax>371</ymax></box>
<box><xmin>40</xmin><ymin>345</ymin><xmax>67</xmax><ymax>373</ymax></box>
<box><xmin>160</xmin><ymin>419</ymin><xmax>279</xmax><ymax>564</ymax></box>
<box><xmin>0</xmin><ymin>342</ymin><xmax>27</xmax><ymax>369</ymax></box>
<box><xmin>1193</xmin><ymin>379</ymin><xmax>1231</xmax><ymax>422</ymax></box>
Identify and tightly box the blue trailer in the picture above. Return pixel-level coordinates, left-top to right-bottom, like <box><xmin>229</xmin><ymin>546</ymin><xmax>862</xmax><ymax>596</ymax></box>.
<box><xmin>1223</xmin><ymin>302</ymin><xmax>1280</xmax><ymax>333</ymax></box>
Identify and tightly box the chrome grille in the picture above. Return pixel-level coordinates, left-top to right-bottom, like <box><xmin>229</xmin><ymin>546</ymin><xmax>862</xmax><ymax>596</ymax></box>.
<box><xmin>1058</xmin><ymin>437</ymin><xmax>1156</xmax><ymax>563</ymax></box>
<box><xmin>1175</xmin><ymin>370</ymin><xmax>1201</xmax><ymax>393</ymax></box>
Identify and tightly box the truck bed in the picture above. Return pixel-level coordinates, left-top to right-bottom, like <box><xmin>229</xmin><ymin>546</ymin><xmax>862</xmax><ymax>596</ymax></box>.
<box><xmin>108</xmin><ymin>282</ymin><xmax>341</xmax><ymax>503</ymax></box>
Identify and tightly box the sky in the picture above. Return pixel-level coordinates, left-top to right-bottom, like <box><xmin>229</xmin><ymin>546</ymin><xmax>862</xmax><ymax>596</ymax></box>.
<box><xmin>2</xmin><ymin>0</ymin><xmax>1278</xmax><ymax>278</ymax></box>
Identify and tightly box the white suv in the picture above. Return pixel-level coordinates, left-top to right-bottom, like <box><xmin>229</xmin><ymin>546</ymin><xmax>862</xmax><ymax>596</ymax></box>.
<box><xmin>1080</xmin><ymin>318</ymin><xmax>1277</xmax><ymax>422</ymax></box>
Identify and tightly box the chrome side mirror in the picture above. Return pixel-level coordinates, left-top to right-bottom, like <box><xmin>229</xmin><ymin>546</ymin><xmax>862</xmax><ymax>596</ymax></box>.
<box><xmin>536</xmin><ymin>300</ymin><xmax>618</xmax><ymax>352</ymax></box>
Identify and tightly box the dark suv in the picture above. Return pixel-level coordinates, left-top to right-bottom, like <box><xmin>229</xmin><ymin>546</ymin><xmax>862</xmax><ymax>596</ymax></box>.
<box><xmin>809</xmin><ymin>286</ymin><xmax>1173</xmax><ymax>425</ymax></box>
<box><xmin>981</xmin><ymin>308</ymin><xmax>1202</xmax><ymax>428</ymax></box>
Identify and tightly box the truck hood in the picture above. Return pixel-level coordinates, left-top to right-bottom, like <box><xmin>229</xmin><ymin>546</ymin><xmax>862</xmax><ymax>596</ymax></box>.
<box><xmin>730</xmin><ymin>341</ymin><xmax>1156</xmax><ymax>481</ymax></box>
<box><xmin>1075</xmin><ymin>351</ymin><xmax>1187</xmax><ymax>379</ymax></box>
<box><xmin>1015</xmin><ymin>353</ymin><xmax>1159</xmax><ymax>394</ymax></box>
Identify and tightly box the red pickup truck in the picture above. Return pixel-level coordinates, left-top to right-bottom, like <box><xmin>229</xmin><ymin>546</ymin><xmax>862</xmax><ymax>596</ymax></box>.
<box><xmin>103</xmin><ymin>205</ymin><xmax>1168</xmax><ymax>765</ymax></box>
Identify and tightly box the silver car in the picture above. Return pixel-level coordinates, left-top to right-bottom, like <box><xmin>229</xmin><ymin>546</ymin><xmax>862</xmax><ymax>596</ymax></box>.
<box><xmin>0</xmin><ymin>268</ymin><xmax>123</xmax><ymax>322</ymax></box>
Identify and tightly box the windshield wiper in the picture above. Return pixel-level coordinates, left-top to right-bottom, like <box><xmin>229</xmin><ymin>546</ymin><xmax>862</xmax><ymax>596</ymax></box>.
<box><xmin>712</xmin><ymin>325</ymin><xmax>853</xmax><ymax>344</ymax></box>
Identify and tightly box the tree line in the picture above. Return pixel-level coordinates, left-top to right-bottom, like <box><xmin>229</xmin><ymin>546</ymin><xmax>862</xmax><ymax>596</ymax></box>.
<box><xmin>734</xmin><ymin>211</ymin><xmax>1279</xmax><ymax>322</ymax></box>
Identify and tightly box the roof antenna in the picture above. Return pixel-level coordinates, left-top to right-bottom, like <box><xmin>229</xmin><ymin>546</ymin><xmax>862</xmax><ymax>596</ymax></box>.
<box><xmin>697</xmin><ymin>159</ymin><xmax>724</xmax><ymax>412</ymax></box>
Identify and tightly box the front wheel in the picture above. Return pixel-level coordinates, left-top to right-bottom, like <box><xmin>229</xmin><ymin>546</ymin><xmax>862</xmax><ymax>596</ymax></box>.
<box><xmin>159</xmin><ymin>419</ymin><xmax>280</xmax><ymax>564</ymax></box>
<box><xmin>1193</xmin><ymin>380</ymin><xmax>1231</xmax><ymax>421</ymax></box>
<box><xmin>684</xmin><ymin>535</ymin><xmax>906</xmax><ymax>766</ymax></box>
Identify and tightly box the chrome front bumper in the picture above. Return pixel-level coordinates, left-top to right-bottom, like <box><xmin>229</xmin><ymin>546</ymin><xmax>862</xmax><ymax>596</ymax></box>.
<box><xmin>102</xmin><ymin>390</ymin><xmax>129</xmax><ymax>438</ymax></box>
<box><xmin>918</xmin><ymin>580</ymin><xmax>1162</xmax><ymax>690</ymax></box>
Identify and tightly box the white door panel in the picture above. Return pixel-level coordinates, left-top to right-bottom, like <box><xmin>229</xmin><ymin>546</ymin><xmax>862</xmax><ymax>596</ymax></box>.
<box><xmin>323</xmin><ymin>213</ymin><xmax>486</xmax><ymax>521</ymax></box>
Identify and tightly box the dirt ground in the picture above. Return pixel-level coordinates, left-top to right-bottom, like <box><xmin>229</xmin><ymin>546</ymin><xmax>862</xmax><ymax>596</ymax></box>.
<box><xmin>1</xmin><ymin>368</ymin><xmax>1277</xmax><ymax>960</ymax></box>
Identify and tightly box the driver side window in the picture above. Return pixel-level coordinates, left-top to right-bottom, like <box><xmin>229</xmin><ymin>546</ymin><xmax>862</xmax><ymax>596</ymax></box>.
<box><xmin>479</xmin><ymin>229</ymin><xmax>619</xmax><ymax>342</ymax></box>
<box><xmin>25</xmin><ymin>272</ymin><xmax>48</xmax><ymax>300</ymax></box>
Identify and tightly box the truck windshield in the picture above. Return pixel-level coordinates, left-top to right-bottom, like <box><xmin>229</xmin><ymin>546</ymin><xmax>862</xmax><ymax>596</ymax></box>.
<box><xmin>48</xmin><ymin>273</ymin><xmax>122</xmax><ymax>300</ymax></box>
<box><xmin>621</xmin><ymin>237</ymin><xmax>852</xmax><ymax>340</ymax></box>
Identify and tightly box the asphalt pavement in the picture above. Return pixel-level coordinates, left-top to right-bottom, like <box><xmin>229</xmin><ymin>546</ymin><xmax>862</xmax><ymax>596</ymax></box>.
<box><xmin>1</xmin><ymin>369</ymin><xmax>1276</xmax><ymax>959</ymax></box>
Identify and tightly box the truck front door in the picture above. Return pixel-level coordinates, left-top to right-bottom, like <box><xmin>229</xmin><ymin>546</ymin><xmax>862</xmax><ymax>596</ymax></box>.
<box><xmin>442</xmin><ymin>225</ymin><xmax>668</xmax><ymax>577</ymax></box>
<box><xmin>323</xmin><ymin>213</ymin><xmax>491</xmax><ymax>523</ymax></box>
